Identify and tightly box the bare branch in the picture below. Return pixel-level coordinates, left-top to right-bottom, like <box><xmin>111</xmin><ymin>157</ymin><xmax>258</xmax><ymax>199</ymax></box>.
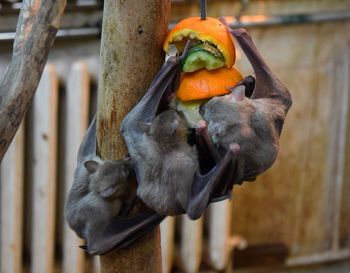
<box><xmin>0</xmin><ymin>0</ymin><xmax>66</xmax><ymax>161</ymax></box>
<box><xmin>13</xmin><ymin>0</ymin><xmax>41</xmax><ymax>54</ymax></box>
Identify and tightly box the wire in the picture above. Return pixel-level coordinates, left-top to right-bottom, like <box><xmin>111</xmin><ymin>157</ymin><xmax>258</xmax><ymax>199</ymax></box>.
<box><xmin>200</xmin><ymin>0</ymin><xmax>206</xmax><ymax>20</ymax></box>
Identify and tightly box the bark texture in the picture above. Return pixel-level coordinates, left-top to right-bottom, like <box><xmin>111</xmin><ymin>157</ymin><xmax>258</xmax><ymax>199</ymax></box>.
<box><xmin>0</xmin><ymin>0</ymin><xmax>66</xmax><ymax>161</ymax></box>
<box><xmin>96</xmin><ymin>1</ymin><xmax>171</xmax><ymax>272</ymax></box>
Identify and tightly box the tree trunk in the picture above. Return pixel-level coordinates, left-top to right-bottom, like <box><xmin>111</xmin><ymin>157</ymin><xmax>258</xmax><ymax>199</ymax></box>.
<box><xmin>96</xmin><ymin>1</ymin><xmax>171</xmax><ymax>272</ymax></box>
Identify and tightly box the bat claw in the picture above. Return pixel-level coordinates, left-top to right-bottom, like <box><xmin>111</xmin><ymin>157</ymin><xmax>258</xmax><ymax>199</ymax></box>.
<box><xmin>180</xmin><ymin>40</ymin><xmax>193</xmax><ymax>60</ymax></box>
<box><xmin>218</xmin><ymin>16</ymin><xmax>228</xmax><ymax>26</ymax></box>
<box><xmin>219</xmin><ymin>17</ymin><xmax>246</xmax><ymax>36</ymax></box>
<box><xmin>79</xmin><ymin>245</ymin><xmax>87</xmax><ymax>250</ymax></box>
<box><xmin>196</xmin><ymin>120</ymin><xmax>207</xmax><ymax>132</ymax></box>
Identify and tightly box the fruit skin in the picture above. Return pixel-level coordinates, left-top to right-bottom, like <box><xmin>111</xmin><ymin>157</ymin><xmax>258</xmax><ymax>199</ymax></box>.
<box><xmin>163</xmin><ymin>17</ymin><xmax>236</xmax><ymax>68</ymax></box>
<box><xmin>176</xmin><ymin>67</ymin><xmax>243</xmax><ymax>102</ymax></box>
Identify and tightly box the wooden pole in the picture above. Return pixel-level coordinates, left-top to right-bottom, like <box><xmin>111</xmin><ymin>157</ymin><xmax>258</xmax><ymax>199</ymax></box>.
<box><xmin>96</xmin><ymin>1</ymin><xmax>171</xmax><ymax>272</ymax></box>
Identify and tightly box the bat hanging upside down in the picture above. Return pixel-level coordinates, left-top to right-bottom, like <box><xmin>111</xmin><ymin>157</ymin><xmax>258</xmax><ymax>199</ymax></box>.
<box><xmin>64</xmin><ymin>116</ymin><xmax>165</xmax><ymax>255</ymax></box>
<box><xmin>198</xmin><ymin>21</ymin><xmax>293</xmax><ymax>183</ymax></box>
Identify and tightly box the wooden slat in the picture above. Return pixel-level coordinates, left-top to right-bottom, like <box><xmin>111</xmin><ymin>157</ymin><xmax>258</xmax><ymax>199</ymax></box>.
<box><xmin>178</xmin><ymin>216</ymin><xmax>203</xmax><ymax>273</ymax></box>
<box><xmin>0</xmin><ymin>124</ymin><xmax>24</xmax><ymax>273</ymax></box>
<box><xmin>92</xmin><ymin>256</ymin><xmax>101</xmax><ymax>273</ymax></box>
<box><xmin>327</xmin><ymin>48</ymin><xmax>350</xmax><ymax>252</ymax></box>
<box><xmin>207</xmin><ymin>200</ymin><xmax>232</xmax><ymax>271</ymax></box>
<box><xmin>31</xmin><ymin>65</ymin><xmax>59</xmax><ymax>273</ymax></box>
<box><xmin>160</xmin><ymin>217</ymin><xmax>175</xmax><ymax>273</ymax></box>
<box><xmin>62</xmin><ymin>62</ymin><xmax>90</xmax><ymax>273</ymax></box>
<box><xmin>339</xmin><ymin>45</ymin><xmax>350</xmax><ymax>249</ymax></box>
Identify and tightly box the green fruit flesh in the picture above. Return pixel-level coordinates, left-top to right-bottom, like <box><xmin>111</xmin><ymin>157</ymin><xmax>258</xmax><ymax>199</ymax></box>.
<box><xmin>170</xmin><ymin>98</ymin><xmax>207</xmax><ymax>128</ymax></box>
<box><xmin>182</xmin><ymin>43</ymin><xmax>225</xmax><ymax>73</ymax></box>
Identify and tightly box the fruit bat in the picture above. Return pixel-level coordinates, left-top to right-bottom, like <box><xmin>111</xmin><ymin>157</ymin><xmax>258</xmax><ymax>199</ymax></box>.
<box><xmin>120</xmin><ymin>44</ymin><xmax>237</xmax><ymax>220</ymax></box>
<box><xmin>65</xmin><ymin>116</ymin><xmax>165</xmax><ymax>255</ymax></box>
<box><xmin>199</xmin><ymin>21</ymin><xmax>292</xmax><ymax>183</ymax></box>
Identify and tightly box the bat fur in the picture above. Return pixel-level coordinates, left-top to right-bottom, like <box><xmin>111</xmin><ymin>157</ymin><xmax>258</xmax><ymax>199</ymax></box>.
<box><xmin>200</xmin><ymin>23</ymin><xmax>292</xmax><ymax>181</ymax></box>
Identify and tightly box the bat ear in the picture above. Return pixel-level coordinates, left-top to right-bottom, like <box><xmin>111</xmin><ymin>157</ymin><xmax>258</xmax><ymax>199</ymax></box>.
<box><xmin>138</xmin><ymin>122</ymin><xmax>151</xmax><ymax>135</ymax></box>
<box><xmin>84</xmin><ymin>160</ymin><xmax>100</xmax><ymax>174</ymax></box>
<box><xmin>229</xmin><ymin>85</ymin><xmax>246</xmax><ymax>101</ymax></box>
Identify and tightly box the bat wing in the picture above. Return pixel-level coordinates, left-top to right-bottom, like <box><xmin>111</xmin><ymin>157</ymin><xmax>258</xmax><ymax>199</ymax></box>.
<box><xmin>77</xmin><ymin>115</ymin><xmax>97</xmax><ymax>164</ymax></box>
<box><xmin>231</xmin><ymin>28</ymin><xmax>291</xmax><ymax>102</ymax></box>
<box><xmin>228</xmin><ymin>75</ymin><xmax>256</xmax><ymax>98</ymax></box>
<box><xmin>219</xmin><ymin>18</ymin><xmax>292</xmax><ymax>109</ymax></box>
<box><xmin>196</xmin><ymin>125</ymin><xmax>222</xmax><ymax>164</ymax></box>
<box><xmin>187</xmin><ymin>147</ymin><xmax>236</xmax><ymax>220</ymax></box>
<box><xmin>210</xmin><ymin>157</ymin><xmax>239</xmax><ymax>201</ymax></box>
<box><xmin>194</xmin><ymin>126</ymin><xmax>243</xmax><ymax>205</ymax></box>
<box><xmin>84</xmin><ymin>210</ymin><xmax>165</xmax><ymax>255</ymax></box>
<box><xmin>121</xmin><ymin>42</ymin><xmax>192</xmax><ymax>154</ymax></box>
<box><xmin>120</xmin><ymin>59</ymin><xmax>181</xmax><ymax>160</ymax></box>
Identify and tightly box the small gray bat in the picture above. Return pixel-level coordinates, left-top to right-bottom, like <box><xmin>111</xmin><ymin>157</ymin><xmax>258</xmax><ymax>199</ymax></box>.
<box><xmin>135</xmin><ymin>109</ymin><xmax>197</xmax><ymax>216</ymax></box>
<box><xmin>199</xmin><ymin>23</ymin><xmax>292</xmax><ymax>182</ymax></box>
<box><xmin>64</xmin><ymin>117</ymin><xmax>164</xmax><ymax>255</ymax></box>
<box><xmin>121</xmin><ymin>44</ymin><xmax>236</xmax><ymax>220</ymax></box>
<box><xmin>64</xmin><ymin>117</ymin><xmax>135</xmax><ymax>241</ymax></box>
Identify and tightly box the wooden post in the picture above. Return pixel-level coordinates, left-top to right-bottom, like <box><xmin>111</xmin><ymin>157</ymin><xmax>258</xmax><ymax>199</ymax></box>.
<box><xmin>96</xmin><ymin>1</ymin><xmax>171</xmax><ymax>272</ymax></box>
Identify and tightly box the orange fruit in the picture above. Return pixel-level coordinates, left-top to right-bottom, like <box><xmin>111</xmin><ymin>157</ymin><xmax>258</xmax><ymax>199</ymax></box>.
<box><xmin>163</xmin><ymin>17</ymin><xmax>236</xmax><ymax>68</ymax></box>
<box><xmin>176</xmin><ymin>67</ymin><xmax>243</xmax><ymax>102</ymax></box>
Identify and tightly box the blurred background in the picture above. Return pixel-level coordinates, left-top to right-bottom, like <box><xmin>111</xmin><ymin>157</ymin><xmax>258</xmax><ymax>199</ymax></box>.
<box><xmin>0</xmin><ymin>0</ymin><xmax>350</xmax><ymax>273</ymax></box>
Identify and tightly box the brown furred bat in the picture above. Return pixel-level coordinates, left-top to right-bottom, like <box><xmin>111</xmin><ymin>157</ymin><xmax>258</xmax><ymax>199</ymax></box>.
<box><xmin>199</xmin><ymin>22</ymin><xmax>292</xmax><ymax>182</ymax></box>
<box><xmin>121</xmin><ymin>46</ymin><xmax>236</xmax><ymax>220</ymax></box>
